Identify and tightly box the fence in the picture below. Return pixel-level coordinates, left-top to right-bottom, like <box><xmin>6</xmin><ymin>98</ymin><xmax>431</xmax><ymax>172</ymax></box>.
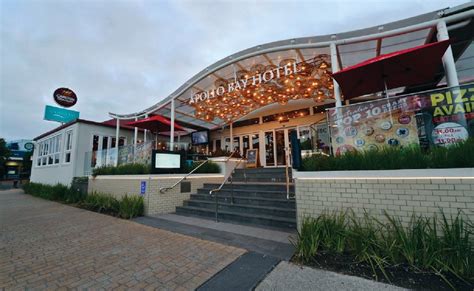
<box><xmin>83</xmin><ymin>141</ymin><xmax>191</xmax><ymax>176</ymax></box>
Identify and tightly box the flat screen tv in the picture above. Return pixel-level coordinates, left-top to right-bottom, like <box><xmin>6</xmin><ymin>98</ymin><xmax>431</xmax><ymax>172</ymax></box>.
<box><xmin>191</xmin><ymin>130</ymin><xmax>209</xmax><ymax>145</ymax></box>
<box><xmin>151</xmin><ymin>150</ymin><xmax>184</xmax><ymax>174</ymax></box>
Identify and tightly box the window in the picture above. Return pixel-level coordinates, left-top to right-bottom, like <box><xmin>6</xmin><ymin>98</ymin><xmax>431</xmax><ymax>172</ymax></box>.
<box><xmin>36</xmin><ymin>134</ymin><xmax>62</xmax><ymax>167</ymax></box>
<box><xmin>64</xmin><ymin>130</ymin><xmax>73</xmax><ymax>163</ymax></box>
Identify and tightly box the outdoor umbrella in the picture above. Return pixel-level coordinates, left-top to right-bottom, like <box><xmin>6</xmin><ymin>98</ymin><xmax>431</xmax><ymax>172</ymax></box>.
<box><xmin>125</xmin><ymin>115</ymin><xmax>187</xmax><ymax>133</ymax></box>
<box><xmin>331</xmin><ymin>40</ymin><xmax>451</xmax><ymax>99</ymax></box>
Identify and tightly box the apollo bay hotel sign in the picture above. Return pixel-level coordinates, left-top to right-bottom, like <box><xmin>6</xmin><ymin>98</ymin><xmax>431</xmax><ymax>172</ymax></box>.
<box><xmin>189</xmin><ymin>62</ymin><xmax>301</xmax><ymax>105</ymax></box>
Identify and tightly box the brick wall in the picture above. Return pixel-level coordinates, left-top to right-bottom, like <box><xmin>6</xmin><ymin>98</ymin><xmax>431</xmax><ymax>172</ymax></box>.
<box><xmin>88</xmin><ymin>174</ymin><xmax>224</xmax><ymax>216</ymax></box>
<box><xmin>294</xmin><ymin>169</ymin><xmax>474</xmax><ymax>229</ymax></box>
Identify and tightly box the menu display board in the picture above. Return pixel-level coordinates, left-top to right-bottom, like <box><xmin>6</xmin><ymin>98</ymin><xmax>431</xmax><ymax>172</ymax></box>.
<box><xmin>246</xmin><ymin>149</ymin><xmax>258</xmax><ymax>168</ymax></box>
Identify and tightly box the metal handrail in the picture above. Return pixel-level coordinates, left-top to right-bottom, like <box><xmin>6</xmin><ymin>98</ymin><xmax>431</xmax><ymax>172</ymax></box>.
<box><xmin>159</xmin><ymin>159</ymin><xmax>210</xmax><ymax>193</ymax></box>
<box><xmin>209</xmin><ymin>155</ymin><xmax>246</xmax><ymax>222</ymax></box>
<box><xmin>159</xmin><ymin>149</ymin><xmax>240</xmax><ymax>194</ymax></box>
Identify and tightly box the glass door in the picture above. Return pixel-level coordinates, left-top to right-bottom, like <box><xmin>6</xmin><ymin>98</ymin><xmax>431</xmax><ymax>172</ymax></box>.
<box><xmin>275</xmin><ymin>129</ymin><xmax>286</xmax><ymax>166</ymax></box>
<box><xmin>264</xmin><ymin>131</ymin><xmax>275</xmax><ymax>166</ymax></box>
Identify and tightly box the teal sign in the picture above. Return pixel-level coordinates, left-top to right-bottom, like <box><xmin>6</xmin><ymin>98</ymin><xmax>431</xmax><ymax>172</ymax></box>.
<box><xmin>44</xmin><ymin>105</ymin><xmax>79</xmax><ymax>123</ymax></box>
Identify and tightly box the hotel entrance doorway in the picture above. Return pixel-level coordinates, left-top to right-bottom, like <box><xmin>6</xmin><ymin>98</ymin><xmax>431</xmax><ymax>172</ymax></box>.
<box><xmin>264</xmin><ymin>127</ymin><xmax>296</xmax><ymax>167</ymax></box>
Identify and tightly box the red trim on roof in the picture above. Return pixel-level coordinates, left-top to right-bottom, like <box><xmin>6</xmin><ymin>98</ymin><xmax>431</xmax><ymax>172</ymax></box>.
<box><xmin>33</xmin><ymin>119</ymin><xmax>137</xmax><ymax>141</ymax></box>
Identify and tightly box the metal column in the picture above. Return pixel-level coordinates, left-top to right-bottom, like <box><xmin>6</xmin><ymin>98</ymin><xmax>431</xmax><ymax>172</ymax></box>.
<box><xmin>229</xmin><ymin>122</ymin><xmax>233</xmax><ymax>151</ymax></box>
<box><xmin>330</xmin><ymin>42</ymin><xmax>342</xmax><ymax>107</ymax></box>
<box><xmin>170</xmin><ymin>98</ymin><xmax>175</xmax><ymax>151</ymax></box>
<box><xmin>134</xmin><ymin>117</ymin><xmax>138</xmax><ymax>146</ymax></box>
<box><xmin>437</xmin><ymin>20</ymin><xmax>459</xmax><ymax>87</ymax></box>
<box><xmin>144</xmin><ymin>114</ymin><xmax>148</xmax><ymax>143</ymax></box>
<box><xmin>115</xmin><ymin>118</ymin><xmax>120</xmax><ymax>166</ymax></box>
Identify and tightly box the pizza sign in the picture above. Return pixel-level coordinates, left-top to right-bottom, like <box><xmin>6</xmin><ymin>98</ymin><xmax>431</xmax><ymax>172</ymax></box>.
<box><xmin>53</xmin><ymin>88</ymin><xmax>77</xmax><ymax>107</ymax></box>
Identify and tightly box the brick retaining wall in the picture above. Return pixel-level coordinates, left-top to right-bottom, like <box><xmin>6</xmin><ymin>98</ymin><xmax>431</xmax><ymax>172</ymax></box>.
<box><xmin>88</xmin><ymin>174</ymin><xmax>224</xmax><ymax>216</ymax></box>
<box><xmin>294</xmin><ymin>168</ymin><xmax>474</xmax><ymax>229</ymax></box>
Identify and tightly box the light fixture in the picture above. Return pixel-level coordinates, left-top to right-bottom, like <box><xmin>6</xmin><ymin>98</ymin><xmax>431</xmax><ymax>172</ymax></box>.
<box><xmin>191</xmin><ymin>53</ymin><xmax>333</xmax><ymax>123</ymax></box>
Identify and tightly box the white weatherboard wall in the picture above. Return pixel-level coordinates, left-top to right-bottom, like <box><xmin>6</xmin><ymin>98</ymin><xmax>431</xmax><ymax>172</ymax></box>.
<box><xmin>30</xmin><ymin>122</ymin><xmax>135</xmax><ymax>186</ymax></box>
<box><xmin>294</xmin><ymin>168</ymin><xmax>474</xmax><ymax>229</ymax></box>
<box><xmin>30</xmin><ymin>123</ymin><xmax>79</xmax><ymax>185</ymax></box>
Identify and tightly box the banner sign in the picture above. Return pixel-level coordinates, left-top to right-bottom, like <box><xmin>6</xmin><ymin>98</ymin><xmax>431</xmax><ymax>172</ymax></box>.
<box><xmin>423</xmin><ymin>84</ymin><xmax>474</xmax><ymax>146</ymax></box>
<box><xmin>44</xmin><ymin>105</ymin><xmax>79</xmax><ymax>123</ymax></box>
<box><xmin>327</xmin><ymin>83</ymin><xmax>474</xmax><ymax>154</ymax></box>
<box><xmin>328</xmin><ymin>96</ymin><xmax>420</xmax><ymax>155</ymax></box>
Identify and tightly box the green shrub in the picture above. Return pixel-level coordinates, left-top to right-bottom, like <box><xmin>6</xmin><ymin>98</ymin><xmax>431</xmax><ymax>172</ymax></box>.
<box><xmin>23</xmin><ymin>182</ymin><xmax>143</xmax><ymax>219</ymax></box>
<box><xmin>292</xmin><ymin>210</ymin><xmax>474</xmax><ymax>284</ymax></box>
<box><xmin>118</xmin><ymin>195</ymin><xmax>144</xmax><ymax>219</ymax></box>
<box><xmin>92</xmin><ymin>163</ymin><xmax>150</xmax><ymax>176</ymax></box>
<box><xmin>184</xmin><ymin>161</ymin><xmax>221</xmax><ymax>174</ymax></box>
<box><xmin>22</xmin><ymin>182</ymin><xmax>85</xmax><ymax>203</ymax></box>
<box><xmin>301</xmin><ymin>138</ymin><xmax>474</xmax><ymax>171</ymax></box>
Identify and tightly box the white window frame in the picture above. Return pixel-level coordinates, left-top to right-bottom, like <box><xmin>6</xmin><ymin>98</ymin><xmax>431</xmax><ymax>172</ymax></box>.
<box><xmin>64</xmin><ymin>130</ymin><xmax>73</xmax><ymax>164</ymax></box>
<box><xmin>36</xmin><ymin>133</ymin><xmax>62</xmax><ymax>167</ymax></box>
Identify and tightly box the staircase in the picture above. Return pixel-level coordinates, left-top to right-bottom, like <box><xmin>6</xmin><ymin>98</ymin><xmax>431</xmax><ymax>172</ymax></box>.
<box><xmin>175</xmin><ymin>168</ymin><xmax>296</xmax><ymax>230</ymax></box>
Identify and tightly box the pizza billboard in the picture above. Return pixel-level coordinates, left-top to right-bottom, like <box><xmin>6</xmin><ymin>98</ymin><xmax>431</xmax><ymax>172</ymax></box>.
<box><xmin>327</xmin><ymin>83</ymin><xmax>474</xmax><ymax>155</ymax></box>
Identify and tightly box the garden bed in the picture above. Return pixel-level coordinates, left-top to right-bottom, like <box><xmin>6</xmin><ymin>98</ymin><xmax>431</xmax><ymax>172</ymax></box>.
<box><xmin>292</xmin><ymin>211</ymin><xmax>474</xmax><ymax>290</ymax></box>
<box><xmin>297</xmin><ymin>251</ymin><xmax>473</xmax><ymax>290</ymax></box>
<box><xmin>23</xmin><ymin>182</ymin><xmax>144</xmax><ymax>219</ymax></box>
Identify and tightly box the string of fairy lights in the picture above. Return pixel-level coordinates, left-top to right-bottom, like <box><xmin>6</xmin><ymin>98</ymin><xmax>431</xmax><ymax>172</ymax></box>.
<box><xmin>191</xmin><ymin>54</ymin><xmax>335</xmax><ymax>124</ymax></box>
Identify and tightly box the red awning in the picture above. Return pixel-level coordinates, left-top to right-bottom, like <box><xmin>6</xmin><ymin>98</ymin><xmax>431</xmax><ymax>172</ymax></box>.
<box><xmin>332</xmin><ymin>40</ymin><xmax>450</xmax><ymax>99</ymax></box>
<box><xmin>125</xmin><ymin>115</ymin><xmax>187</xmax><ymax>133</ymax></box>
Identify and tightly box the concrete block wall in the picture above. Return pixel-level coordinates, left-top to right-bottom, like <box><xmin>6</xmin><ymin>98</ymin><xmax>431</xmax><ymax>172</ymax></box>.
<box><xmin>294</xmin><ymin>169</ymin><xmax>474</xmax><ymax>229</ymax></box>
<box><xmin>88</xmin><ymin>174</ymin><xmax>223</xmax><ymax>216</ymax></box>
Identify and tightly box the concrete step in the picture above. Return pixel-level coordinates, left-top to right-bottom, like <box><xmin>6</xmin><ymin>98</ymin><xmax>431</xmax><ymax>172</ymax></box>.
<box><xmin>190</xmin><ymin>194</ymin><xmax>295</xmax><ymax>208</ymax></box>
<box><xmin>203</xmin><ymin>183</ymin><xmax>294</xmax><ymax>193</ymax></box>
<box><xmin>197</xmin><ymin>188</ymin><xmax>291</xmax><ymax>200</ymax></box>
<box><xmin>231</xmin><ymin>177</ymin><xmax>291</xmax><ymax>183</ymax></box>
<box><xmin>184</xmin><ymin>200</ymin><xmax>296</xmax><ymax>218</ymax></box>
<box><xmin>175</xmin><ymin>206</ymin><xmax>296</xmax><ymax>229</ymax></box>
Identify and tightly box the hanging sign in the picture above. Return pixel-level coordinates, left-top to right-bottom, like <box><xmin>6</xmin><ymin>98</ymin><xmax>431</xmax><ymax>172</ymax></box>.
<box><xmin>54</xmin><ymin>87</ymin><xmax>77</xmax><ymax>107</ymax></box>
<box><xmin>44</xmin><ymin>105</ymin><xmax>80</xmax><ymax>123</ymax></box>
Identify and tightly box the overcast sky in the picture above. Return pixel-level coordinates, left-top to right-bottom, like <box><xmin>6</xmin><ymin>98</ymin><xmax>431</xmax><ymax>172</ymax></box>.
<box><xmin>0</xmin><ymin>0</ymin><xmax>467</xmax><ymax>141</ymax></box>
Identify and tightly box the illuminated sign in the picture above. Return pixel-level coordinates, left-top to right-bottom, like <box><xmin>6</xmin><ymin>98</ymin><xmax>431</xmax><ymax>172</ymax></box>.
<box><xmin>189</xmin><ymin>62</ymin><xmax>301</xmax><ymax>105</ymax></box>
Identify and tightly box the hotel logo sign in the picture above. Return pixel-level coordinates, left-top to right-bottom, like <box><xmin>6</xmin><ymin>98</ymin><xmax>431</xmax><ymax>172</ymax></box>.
<box><xmin>189</xmin><ymin>62</ymin><xmax>301</xmax><ymax>105</ymax></box>
<box><xmin>54</xmin><ymin>87</ymin><xmax>77</xmax><ymax>108</ymax></box>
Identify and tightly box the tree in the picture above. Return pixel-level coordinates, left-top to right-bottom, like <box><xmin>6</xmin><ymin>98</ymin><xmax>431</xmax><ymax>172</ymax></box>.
<box><xmin>0</xmin><ymin>138</ymin><xmax>11</xmax><ymax>179</ymax></box>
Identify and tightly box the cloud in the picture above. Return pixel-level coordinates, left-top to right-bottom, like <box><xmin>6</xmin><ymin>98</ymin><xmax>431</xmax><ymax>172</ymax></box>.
<box><xmin>0</xmin><ymin>0</ymin><xmax>467</xmax><ymax>140</ymax></box>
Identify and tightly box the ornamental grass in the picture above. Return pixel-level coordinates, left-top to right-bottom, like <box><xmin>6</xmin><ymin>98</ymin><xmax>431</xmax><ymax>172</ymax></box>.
<box><xmin>292</xmin><ymin>210</ymin><xmax>474</xmax><ymax>287</ymax></box>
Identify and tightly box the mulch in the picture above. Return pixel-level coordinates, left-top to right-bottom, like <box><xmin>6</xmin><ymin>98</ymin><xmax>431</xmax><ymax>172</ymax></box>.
<box><xmin>293</xmin><ymin>251</ymin><xmax>473</xmax><ymax>291</ymax></box>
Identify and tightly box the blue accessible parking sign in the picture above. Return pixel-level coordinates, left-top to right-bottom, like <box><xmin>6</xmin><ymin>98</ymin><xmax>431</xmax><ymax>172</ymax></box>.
<box><xmin>140</xmin><ymin>181</ymin><xmax>146</xmax><ymax>195</ymax></box>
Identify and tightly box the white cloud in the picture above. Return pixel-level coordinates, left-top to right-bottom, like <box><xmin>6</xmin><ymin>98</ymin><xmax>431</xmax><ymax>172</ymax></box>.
<box><xmin>0</xmin><ymin>0</ymin><xmax>467</xmax><ymax>140</ymax></box>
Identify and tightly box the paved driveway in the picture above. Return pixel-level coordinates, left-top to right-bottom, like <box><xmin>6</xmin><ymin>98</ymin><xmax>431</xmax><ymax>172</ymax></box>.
<box><xmin>0</xmin><ymin>189</ymin><xmax>245</xmax><ymax>290</ymax></box>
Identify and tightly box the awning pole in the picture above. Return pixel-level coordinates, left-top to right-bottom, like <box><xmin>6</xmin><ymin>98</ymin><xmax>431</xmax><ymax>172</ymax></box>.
<box><xmin>144</xmin><ymin>114</ymin><xmax>148</xmax><ymax>143</ymax></box>
<box><xmin>133</xmin><ymin>117</ymin><xmax>138</xmax><ymax>155</ymax></box>
<box><xmin>115</xmin><ymin>118</ymin><xmax>120</xmax><ymax>166</ymax></box>
<box><xmin>437</xmin><ymin>20</ymin><xmax>459</xmax><ymax>87</ymax></box>
<box><xmin>229</xmin><ymin>122</ymin><xmax>233</xmax><ymax>152</ymax></box>
<box><xmin>330</xmin><ymin>42</ymin><xmax>342</xmax><ymax>107</ymax></box>
<box><xmin>170</xmin><ymin>98</ymin><xmax>175</xmax><ymax>151</ymax></box>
